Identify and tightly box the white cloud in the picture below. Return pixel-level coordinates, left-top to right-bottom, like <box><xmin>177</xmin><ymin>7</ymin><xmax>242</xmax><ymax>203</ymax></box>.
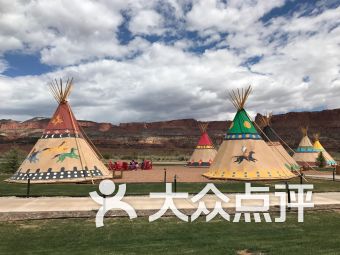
<box><xmin>186</xmin><ymin>0</ymin><xmax>285</xmax><ymax>33</ymax></box>
<box><xmin>0</xmin><ymin>44</ymin><xmax>253</xmax><ymax>122</ymax></box>
<box><xmin>0</xmin><ymin>59</ymin><xmax>8</xmax><ymax>73</ymax></box>
<box><xmin>129</xmin><ymin>10</ymin><xmax>164</xmax><ymax>35</ymax></box>
<box><xmin>0</xmin><ymin>0</ymin><xmax>339</xmax><ymax>124</ymax></box>
<box><xmin>0</xmin><ymin>0</ymin><xmax>154</xmax><ymax>66</ymax></box>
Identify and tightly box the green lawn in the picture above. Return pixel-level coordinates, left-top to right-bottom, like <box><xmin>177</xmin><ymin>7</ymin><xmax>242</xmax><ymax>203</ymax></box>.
<box><xmin>1</xmin><ymin>174</ymin><xmax>340</xmax><ymax>197</ymax></box>
<box><xmin>0</xmin><ymin>211</ymin><xmax>339</xmax><ymax>254</ymax></box>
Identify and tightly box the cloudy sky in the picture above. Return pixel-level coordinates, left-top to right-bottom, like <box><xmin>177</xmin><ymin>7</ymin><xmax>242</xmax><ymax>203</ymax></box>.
<box><xmin>0</xmin><ymin>0</ymin><xmax>339</xmax><ymax>123</ymax></box>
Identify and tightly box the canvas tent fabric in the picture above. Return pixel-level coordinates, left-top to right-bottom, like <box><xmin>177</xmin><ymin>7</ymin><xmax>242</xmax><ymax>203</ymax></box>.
<box><xmin>313</xmin><ymin>134</ymin><xmax>337</xmax><ymax>165</ymax></box>
<box><xmin>187</xmin><ymin>123</ymin><xmax>217</xmax><ymax>167</ymax></box>
<box><xmin>261</xmin><ymin>114</ymin><xmax>299</xmax><ymax>170</ymax></box>
<box><xmin>203</xmin><ymin>86</ymin><xmax>295</xmax><ymax>180</ymax></box>
<box><xmin>7</xmin><ymin>79</ymin><xmax>111</xmax><ymax>183</ymax></box>
<box><xmin>292</xmin><ymin>128</ymin><xmax>319</xmax><ymax>167</ymax></box>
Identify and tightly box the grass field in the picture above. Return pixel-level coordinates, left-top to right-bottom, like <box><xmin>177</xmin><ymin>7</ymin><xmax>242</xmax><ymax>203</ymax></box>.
<box><xmin>1</xmin><ymin>174</ymin><xmax>340</xmax><ymax>197</ymax></box>
<box><xmin>0</xmin><ymin>211</ymin><xmax>339</xmax><ymax>254</ymax></box>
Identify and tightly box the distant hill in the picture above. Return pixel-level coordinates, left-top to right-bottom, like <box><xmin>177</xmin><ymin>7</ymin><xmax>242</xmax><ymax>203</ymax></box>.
<box><xmin>1</xmin><ymin>108</ymin><xmax>340</xmax><ymax>155</ymax></box>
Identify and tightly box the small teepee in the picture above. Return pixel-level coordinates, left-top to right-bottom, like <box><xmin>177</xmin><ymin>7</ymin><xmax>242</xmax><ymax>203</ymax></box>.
<box><xmin>292</xmin><ymin>127</ymin><xmax>319</xmax><ymax>167</ymax></box>
<box><xmin>261</xmin><ymin>113</ymin><xmax>299</xmax><ymax>170</ymax></box>
<box><xmin>203</xmin><ymin>86</ymin><xmax>295</xmax><ymax>180</ymax></box>
<box><xmin>187</xmin><ymin>122</ymin><xmax>217</xmax><ymax>167</ymax></box>
<box><xmin>313</xmin><ymin>133</ymin><xmax>337</xmax><ymax>166</ymax></box>
<box><xmin>7</xmin><ymin>79</ymin><xmax>111</xmax><ymax>183</ymax></box>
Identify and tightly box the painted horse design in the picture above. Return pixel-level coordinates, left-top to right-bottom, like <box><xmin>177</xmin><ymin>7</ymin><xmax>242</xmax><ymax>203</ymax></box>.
<box><xmin>27</xmin><ymin>149</ymin><xmax>43</xmax><ymax>163</ymax></box>
<box><xmin>44</xmin><ymin>141</ymin><xmax>67</xmax><ymax>154</ymax></box>
<box><xmin>234</xmin><ymin>151</ymin><xmax>257</xmax><ymax>164</ymax></box>
<box><xmin>53</xmin><ymin>148</ymin><xmax>79</xmax><ymax>162</ymax></box>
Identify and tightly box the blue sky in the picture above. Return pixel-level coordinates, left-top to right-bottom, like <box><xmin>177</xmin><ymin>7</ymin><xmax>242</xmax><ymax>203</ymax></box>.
<box><xmin>0</xmin><ymin>0</ymin><xmax>339</xmax><ymax>123</ymax></box>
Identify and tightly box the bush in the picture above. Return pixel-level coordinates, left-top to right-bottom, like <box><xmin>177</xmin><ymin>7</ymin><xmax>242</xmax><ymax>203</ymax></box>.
<box><xmin>316</xmin><ymin>151</ymin><xmax>326</xmax><ymax>168</ymax></box>
<box><xmin>102</xmin><ymin>153</ymin><xmax>111</xmax><ymax>160</ymax></box>
<box><xmin>0</xmin><ymin>147</ymin><xmax>26</xmax><ymax>173</ymax></box>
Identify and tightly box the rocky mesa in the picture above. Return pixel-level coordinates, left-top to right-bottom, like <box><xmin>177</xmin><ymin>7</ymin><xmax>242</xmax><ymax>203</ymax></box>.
<box><xmin>1</xmin><ymin>108</ymin><xmax>340</xmax><ymax>154</ymax></box>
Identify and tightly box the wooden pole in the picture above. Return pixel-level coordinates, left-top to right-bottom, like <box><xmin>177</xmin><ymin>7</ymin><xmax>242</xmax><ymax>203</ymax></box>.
<box><xmin>26</xmin><ymin>175</ymin><xmax>31</xmax><ymax>198</ymax></box>
<box><xmin>173</xmin><ymin>175</ymin><xmax>177</xmax><ymax>192</ymax></box>
<box><xmin>285</xmin><ymin>181</ymin><xmax>291</xmax><ymax>211</ymax></box>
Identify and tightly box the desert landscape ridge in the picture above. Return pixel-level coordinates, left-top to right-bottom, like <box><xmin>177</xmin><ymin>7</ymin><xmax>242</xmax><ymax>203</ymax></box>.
<box><xmin>1</xmin><ymin>108</ymin><xmax>340</xmax><ymax>156</ymax></box>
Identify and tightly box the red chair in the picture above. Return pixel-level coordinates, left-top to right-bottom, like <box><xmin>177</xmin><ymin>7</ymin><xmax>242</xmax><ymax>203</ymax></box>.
<box><xmin>122</xmin><ymin>162</ymin><xmax>129</xmax><ymax>170</ymax></box>
<box><xmin>109</xmin><ymin>161</ymin><xmax>124</xmax><ymax>179</ymax></box>
<box><xmin>142</xmin><ymin>160</ymin><xmax>152</xmax><ymax>170</ymax></box>
<box><xmin>114</xmin><ymin>161</ymin><xmax>123</xmax><ymax>170</ymax></box>
<box><xmin>108</xmin><ymin>160</ymin><xmax>115</xmax><ymax>171</ymax></box>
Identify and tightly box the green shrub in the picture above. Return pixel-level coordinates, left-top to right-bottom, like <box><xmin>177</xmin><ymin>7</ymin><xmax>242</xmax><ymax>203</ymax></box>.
<box><xmin>316</xmin><ymin>151</ymin><xmax>326</xmax><ymax>168</ymax></box>
<box><xmin>102</xmin><ymin>153</ymin><xmax>111</xmax><ymax>160</ymax></box>
<box><xmin>0</xmin><ymin>147</ymin><xmax>25</xmax><ymax>173</ymax></box>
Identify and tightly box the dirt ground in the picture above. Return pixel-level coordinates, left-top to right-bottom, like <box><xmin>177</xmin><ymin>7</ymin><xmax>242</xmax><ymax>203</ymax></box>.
<box><xmin>110</xmin><ymin>166</ymin><xmax>336</xmax><ymax>183</ymax></box>
<box><xmin>112</xmin><ymin>165</ymin><xmax>218</xmax><ymax>183</ymax></box>
<box><xmin>303</xmin><ymin>169</ymin><xmax>335</xmax><ymax>176</ymax></box>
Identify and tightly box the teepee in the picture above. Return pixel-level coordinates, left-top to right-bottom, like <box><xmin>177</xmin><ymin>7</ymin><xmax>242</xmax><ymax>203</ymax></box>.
<box><xmin>8</xmin><ymin>79</ymin><xmax>111</xmax><ymax>183</ymax></box>
<box><xmin>187</xmin><ymin>123</ymin><xmax>217</xmax><ymax>167</ymax></box>
<box><xmin>203</xmin><ymin>86</ymin><xmax>295</xmax><ymax>180</ymax></box>
<box><xmin>261</xmin><ymin>113</ymin><xmax>299</xmax><ymax>170</ymax></box>
<box><xmin>292</xmin><ymin>127</ymin><xmax>319</xmax><ymax>167</ymax></box>
<box><xmin>313</xmin><ymin>133</ymin><xmax>337</xmax><ymax>166</ymax></box>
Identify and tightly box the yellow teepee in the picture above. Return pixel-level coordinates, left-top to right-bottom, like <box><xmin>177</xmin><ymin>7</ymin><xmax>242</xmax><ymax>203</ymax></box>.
<box><xmin>313</xmin><ymin>133</ymin><xmax>337</xmax><ymax>166</ymax></box>
<box><xmin>187</xmin><ymin>122</ymin><xmax>217</xmax><ymax>167</ymax></box>
<box><xmin>7</xmin><ymin>79</ymin><xmax>111</xmax><ymax>183</ymax></box>
<box><xmin>292</xmin><ymin>127</ymin><xmax>320</xmax><ymax>167</ymax></box>
<box><xmin>203</xmin><ymin>86</ymin><xmax>295</xmax><ymax>180</ymax></box>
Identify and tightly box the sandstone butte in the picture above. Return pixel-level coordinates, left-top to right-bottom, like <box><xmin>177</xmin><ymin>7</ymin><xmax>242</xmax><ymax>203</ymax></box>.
<box><xmin>1</xmin><ymin>108</ymin><xmax>340</xmax><ymax>154</ymax></box>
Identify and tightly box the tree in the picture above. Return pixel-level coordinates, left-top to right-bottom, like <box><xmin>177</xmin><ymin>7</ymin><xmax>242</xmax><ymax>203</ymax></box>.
<box><xmin>0</xmin><ymin>147</ymin><xmax>25</xmax><ymax>173</ymax></box>
<box><xmin>316</xmin><ymin>151</ymin><xmax>326</xmax><ymax>168</ymax></box>
<box><xmin>102</xmin><ymin>153</ymin><xmax>112</xmax><ymax>160</ymax></box>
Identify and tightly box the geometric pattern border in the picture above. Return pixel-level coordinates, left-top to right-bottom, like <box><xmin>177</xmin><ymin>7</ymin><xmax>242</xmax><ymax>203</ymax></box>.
<box><xmin>187</xmin><ymin>162</ymin><xmax>211</xmax><ymax>167</ymax></box>
<box><xmin>326</xmin><ymin>160</ymin><xmax>337</xmax><ymax>165</ymax></box>
<box><xmin>10</xmin><ymin>168</ymin><xmax>103</xmax><ymax>181</ymax></box>
<box><xmin>207</xmin><ymin>169</ymin><xmax>287</xmax><ymax>178</ymax></box>
<box><xmin>295</xmin><ymin>147</ymin><xmax>319</xmax><ymax>153</ymax></box>
<box><xmin>41</xmin><ymin>133</ymin><xmax>81</xmax><ymax>139</ymax></box>
<box><xmin>195</xmin><ymin>145</ymin><xmax>215</xmax><ymax>149</ymax></box>
<box><xmin>225</xmin><ymin>133</ymin><xmax>262</xmax><ymax>140</ymax></box>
